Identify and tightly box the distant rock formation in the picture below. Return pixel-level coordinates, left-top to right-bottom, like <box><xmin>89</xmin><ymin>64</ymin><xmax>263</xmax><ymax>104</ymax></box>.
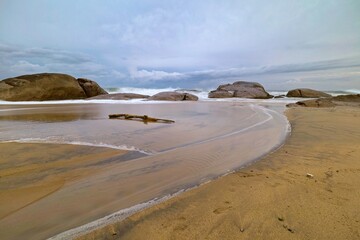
<box><xmin>208</xmin><ymin>81</ymin><xmax>272</xmax><ymax>99</ymax></box>
<box><xmin>0</xmin><ymin>73</ymin><xmax>108</xmax><ymax>101</ymax></box>
<box><xmin>148</xmin><ymin>91</ymin><xmax>198</xmax><ymax>101</ymax></box>
<box><xmin>286</xmin><ymin>88</ymin><xmax>331</xmax><ymax>98</ymax></box>
<box><xmin>77</xmin><ymin>78</ymin><xmax>108</xmax><ymax>97</ymax></box>
<box><xmin>286</xmin><ymin>94</ymin><xmax>360</xmax><ymax>108</ymax></box>
<box><xmin>88</xmin><ymin>93</ymin><xmax>150</xmax><ymax>100</ymax></box>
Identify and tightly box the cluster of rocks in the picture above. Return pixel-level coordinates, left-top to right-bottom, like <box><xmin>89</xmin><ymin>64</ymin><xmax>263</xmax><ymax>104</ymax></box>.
<box><xmin>286</xmin><ymin>94</ymin><xmax>360</xmax><ymax>108</ymax></box>
<box><xmin>0</xmin><ymin>73</ymin><xmax>200</xmax><ymax>102</ymax></box>
<box><xmin>0</xmin><ymin>73</ymin><xmax>353</xmax><ymax>105</ymax></box>
<box><xmin>0</xmin><ymin>73</ymin><xmax>107</xmax><ymax>101</ymax></box>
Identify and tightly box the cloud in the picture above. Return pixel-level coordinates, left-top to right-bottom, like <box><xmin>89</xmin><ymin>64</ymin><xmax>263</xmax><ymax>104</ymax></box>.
<box><xmin>8</xmin><ymin>60</ymin><xmax>47</xmax><ymax>75</ymax></box>
<box><xmin>186</xmin><ymin>57</ymin><xmax>360</xmax><ymax>80</ymax></box>
<box><xmin>130</xmin><ymin>69</ymin><xmax>186</xmax><ymax>82</ymax></box>
<box><xmin>1</xmin><ymin>41</ymin><xmax>360</xmax><ymax>90</ymax></box>
<box><xmin>0</xmin><ymin>43</ymin><xmax>128</xmax><ymax>86</ymax></box>
<box><xmin>0</xmin><ymin>43</ymin><xmax>92</xmax><ymax>64</ymax></box>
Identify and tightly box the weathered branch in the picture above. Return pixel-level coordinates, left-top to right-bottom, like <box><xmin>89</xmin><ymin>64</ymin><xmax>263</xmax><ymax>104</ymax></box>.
<box><xmin>108</xmin><ymin>114</ymin><xmax>175</xmax><ymax>124</ymax></box>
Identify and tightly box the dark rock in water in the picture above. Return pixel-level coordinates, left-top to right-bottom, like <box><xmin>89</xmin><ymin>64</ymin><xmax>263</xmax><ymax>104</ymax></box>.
<box><xmin>148</xmin><ymin>91</ymin><xmax>198</xmax><ymax>101</ymax></box>
<box><xmin>0</xmin><ymin>73</ymin><xmax>107</xmax><ymax>101</ymax></box>
<box><xmin>286</xmin><ymin>94</ymin><xmax>360</xmax><ymax>108</ymax></box>
<box><xmin>286</xmin><ymin>88</ymin><xmax>331</xmax><ymax>98</ymax></box>
<box><xmin>77</xmin><ymin>78</ymin><xmax>108</xmax><ymax>97</ymax></box>
<box><xmin>208</xmin><ymin>81</ymin><xmax>272</xmax><ymax>99</ymax></box>
<box><xmin>274</xmin><ymin>95</ymin><xmax>286</xmax><ymax>99</ymax></box>
<box><xmin>88</xmin><ymin>93</ymin><xmax>150</xmax><ymax>100</ymax></box>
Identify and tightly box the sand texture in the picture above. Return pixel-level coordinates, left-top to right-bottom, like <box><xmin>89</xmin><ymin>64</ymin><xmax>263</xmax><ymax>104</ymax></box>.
<box><xmin>0</xmin><ymin>143</ymin><xmax>127</xmax><ymax>239</ymax></box>
<box><xmin>80</xmin><ymin>106</ymin><xmax>360</xmax><ymax>240</ymax></box>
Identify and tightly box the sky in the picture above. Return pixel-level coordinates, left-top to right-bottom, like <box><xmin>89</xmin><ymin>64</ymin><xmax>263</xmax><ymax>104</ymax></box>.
<box><xmin>0</xmin><ymin>0</ymin><xmax>359</xmax><ymax>90</ymax></box>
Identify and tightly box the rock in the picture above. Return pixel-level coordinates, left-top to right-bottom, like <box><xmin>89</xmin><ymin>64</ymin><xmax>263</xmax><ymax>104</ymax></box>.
<box><xmin>88</xmin><ymin>93</ymin><xmax>150</xmax><ymax>100</ymax></box>
<box><xmin>331</xmin><ymin>94</ymin><xmax>360</xmax><ymax>103</ymax></box>
<box><xmin>208</xmin><ymin>81</ymin><xmax>272</xmax><ymax>99</ymax></box>
<box><xmin>148</xmin><ymin>91</ymin><xmax>198</xmax><ymax>101</ymax></box>
<box><xmin>0</xmin><ymin>73</ymin><xmax>86</xmax><ymax>101</ymax></box>
<box><xmin>0</xmin><ymin>73</ymin><xmax>107</xmax><ymax>101</ymax></box>
<box><xmin>286</xmin><ymin>98</ymin><xmax>336</xmax><ymax>108</ymax></box>
<box><xmin>286</xmin><ymin>88</ymin><xmax>331</xmax><ymax>98</ymax></box>
<box><xmin>274</xmin><ymin>95</ymin><xmax>286</xmax><ymax>99</ymax></box>
<box><xmin>77</xmin><ymin>78</ymin><xmax>108</xmax><ymax>97</ymax></box>
<box><xmin>208</xmin><ymin>90</ymin><xmax>234</xmax><ymax>98</ymax></box>
<box><xmin>286</xmin><ymin>94</ymin><xmax>360</xmax><ymax>108</ymax></box>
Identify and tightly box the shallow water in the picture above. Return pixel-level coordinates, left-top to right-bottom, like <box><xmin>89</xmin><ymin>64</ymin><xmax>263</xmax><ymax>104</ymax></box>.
<box><xmin>0</xmin><ymin>101</ymin><xmax>289</xmax><ymax>240</ymax></box>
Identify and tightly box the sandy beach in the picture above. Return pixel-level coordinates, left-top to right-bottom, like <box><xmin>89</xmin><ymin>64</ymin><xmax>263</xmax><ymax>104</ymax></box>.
<box><xmin>79</xmin><ymin>106</ymin><xmax>360</xmax><ymax>240</ymax></box>
<box><xmin>0</xmin><ymin>101</ymin><xmax>289</xmax><ymax>240</ymax></box>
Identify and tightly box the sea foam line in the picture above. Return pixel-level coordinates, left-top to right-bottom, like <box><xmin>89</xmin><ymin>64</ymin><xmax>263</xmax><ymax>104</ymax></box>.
<box><xmin>1</xmin><ymin>138</ymin><xmax>153</xmax><ymax>155</ymax></box>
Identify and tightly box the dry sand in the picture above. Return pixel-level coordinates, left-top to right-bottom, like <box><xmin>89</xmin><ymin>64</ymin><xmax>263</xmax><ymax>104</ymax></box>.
<box><xmin>80</xmin><ymin>106</ymin><xmax>360</xmax><ymax>240</ymax></box>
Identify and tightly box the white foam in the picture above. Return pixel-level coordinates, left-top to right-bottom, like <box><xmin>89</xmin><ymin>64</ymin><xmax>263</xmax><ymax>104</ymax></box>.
<box><xmin>345</xmin><ymin>89</ymin><xmax>360</xmax><ymax>94</ymax></box>
<box><xmin>107</xmin><ymin>87</ymin><xmax>179</xmax><ymax>95</ymax></box>
<box><xmin>2</xmin><ymin>138</ymin><xmax>153</xmax><ymax>155</ymax></box>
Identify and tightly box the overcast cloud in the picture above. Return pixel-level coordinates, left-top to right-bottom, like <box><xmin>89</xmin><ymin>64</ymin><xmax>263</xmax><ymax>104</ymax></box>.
<box><xmin>0</xmin><ymin>0</ymin><xmax>359</xmax><ymax>90</ymax></box>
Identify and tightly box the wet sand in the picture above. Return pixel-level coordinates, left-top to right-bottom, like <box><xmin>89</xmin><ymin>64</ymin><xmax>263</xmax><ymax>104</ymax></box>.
<box><xmin>0</xmin><ymin>102</ymin><xmax>288</xmax><ymax>240</ymax></box>
<box><xmin>0</xmin><ymin>143</ymin><xmax>128</xmax><ymax>237</ymax></box>
<box><xmin>80</xmin><ymin>106</ymin><xmax>360</xmax><ymax>240</ymax></box>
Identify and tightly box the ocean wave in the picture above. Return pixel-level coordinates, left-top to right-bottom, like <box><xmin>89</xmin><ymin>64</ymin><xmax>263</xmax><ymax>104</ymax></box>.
<box><xmin>106</xmin><ymin>87</ymin><xmax>179</xmax><ymax>95</ymax></box>
<box><xmin>345</xmin><ymin>89</ymin><xmax>360</xmax><ymax>94</ymax></box>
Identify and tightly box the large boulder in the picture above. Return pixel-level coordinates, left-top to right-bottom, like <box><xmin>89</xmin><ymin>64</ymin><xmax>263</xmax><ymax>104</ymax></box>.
<box><xmin>208</xmin><ymin>90</ymin><xmax>234</xmax><ymax>98</ymax></box>
<box><xmin>286</xmin><ymin>94</ymin><xmax>360</xmax><ymax>108</ymax></box>
<box><xmin>286</xmin><ymin>88</ymin><xmax>331</xmax><ymax>98</ymax></box>
<box><xmin>208</xmin><ymin>81</ymin><xmax>272</xmax><ymax>99</ymax></box>
<box><xmin>148</xmin><ymin>91</ymin><xmax>198</xmax><ymax>101</ymax></box>
<box><xmin>88</xmin><ymin>93</ymin><xmax>150</xmax><ymax>100</ymax></box>
<box><xmin>77</xmin><ymin>78</ymin><xmax>108</xmax><ymax>97</ymax></box>
<box><xmin>0</xmin><ymin>73</ymin><xmax>107</xmax><ymax>101</ymax></box>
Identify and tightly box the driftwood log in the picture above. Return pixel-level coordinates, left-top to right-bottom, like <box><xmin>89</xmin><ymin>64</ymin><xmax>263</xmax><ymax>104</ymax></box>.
<box><xmin>109</xmin><ymin>114</ymin><xmax>175</xmax><ymax>124</ymax></box>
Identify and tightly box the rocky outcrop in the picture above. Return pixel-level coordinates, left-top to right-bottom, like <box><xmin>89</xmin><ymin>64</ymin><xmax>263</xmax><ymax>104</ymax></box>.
<box><xmin>286</xmin><ymin>94</ymin><xmax>360</xmax><ymax>108</ymax></box>
<box><xmin>77</xmin><ymin>78</ymin><xmax>108</xmax><ymax>98</ymax></box>
<box><xmin>208</xmin><ymin>81</ymin><xmax>272</xmax><ymax>99</ymax></box>
<box><xmin>208</xmin><ymin>90</ymin><xmax>234</xmax><ymax>98</ymax></box>
<box><xmin>286</xmin><ymin>88</ymin><xmax>331</xmax><ymax>98</ymax></box>
<box><xmin>0</xmin><ymin>73</ymin><xmax>107</xmax><ymax>101</ymax></box>
<box><xmin>331</xmin><ymin>94</ymin><xmax>360</xmax><ymax>103</ymax></box>
<box><xmin>148</xmin><ymin>91</ymin><xmax>198</xmax><ymax>101</ymax></box>
<box><xmin>88</xmin><ymin>93</ymin><xmax>150</xmax><ymax>100</ymax></box>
